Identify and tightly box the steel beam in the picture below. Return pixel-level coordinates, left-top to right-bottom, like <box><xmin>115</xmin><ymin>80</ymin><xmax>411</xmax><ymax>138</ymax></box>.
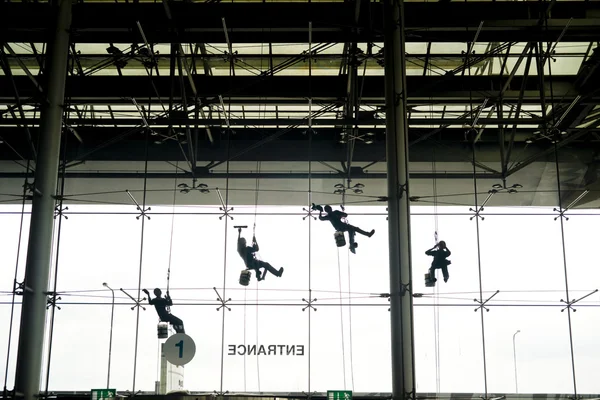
<box><xmin>2</xmin><ymin>2</ymin><xmax>599</xmax><ymax>43</ymax></box>
<box><xmin>0</xmin><ymin>171</ymin><xmax>500</xmax><ymax>180</ymax></box>
<box><xmin>0</xmin><ymin>117</ymin><xmax>546</xmax><ymax>127</ymax></box>
<box><xmin>0</xmin><ymin>75</ymin><xmax>582</xmax><ymax>105</ymax></box>
<box><xmin>384</xmin><ymin>1</ymin><xmax>416</xmax><ymax>400</ymax></box>
<box><xmin>13</xmin><ymin>1</ymin><xmax>71</xmax><ymax>399</ymax></box>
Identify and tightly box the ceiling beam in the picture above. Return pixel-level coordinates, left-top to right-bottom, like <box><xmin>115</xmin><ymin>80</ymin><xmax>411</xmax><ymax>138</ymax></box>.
<box><xmin>2</xmin><ymin>2</ymin><xmax>599</xmax><ymax>43</ymax></box>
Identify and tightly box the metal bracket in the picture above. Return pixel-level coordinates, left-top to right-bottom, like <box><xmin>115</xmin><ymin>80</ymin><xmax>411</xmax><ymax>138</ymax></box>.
<box><xmin>474</xmin><ymin>290</ymin><xmax>500</xmax><ymax>312</ymax></box>
<box><xmin>560</xmin><ymin>289</ymin><xmax>598</xmax><ymax>312</ymax></box>
<box><xmin>178</xmin><ymin>180</ymin><xmax>210</xmax><ymax>194</ymax></box>
<box><xmin>213</xmin><ymin>390</ymin><xmax>229</xmax><ymax>397</ymax></box>
<box><xmin>45</xmin><ymin>292</ymin><xmax>61</xmax><ymax>310</ymax></box>
<box><xmin>302</xmin><ymin>297</ymin><xmax>317</xmax><ymax>312</ymax></box>
<box><xmin>54</xmin><ymin>204</ymin><xmax>69</xmax><ymax>220</ymax></box>
<box><xmin>394</xmin><ymin>90</ymin><xmax>406</xmax><ymax>107</ymax></box>
<box><xmin>120</xmin><ymin>288</ymin><xmax>146</xmax><ymax>311</ymax></box>
<box><xmin>216</xmin><ymin>188</ymin><xmax>233</xmax><ymax>220</ymax></box>
<box><xmin>400</xmin><ymin>282</ymin><xmax>412</xmax><ymax>297</ymax></box>
<box><xmin>302</xmin><ymin>204</ymin><xmax>317</xmax><ymax>220</ymax></box>
<box><xmin>301</xmin><ymin>391</ymin><xmax>317</xmax><ymax>400</ymax></box>
<box><xmin>126</xmin><ymin>190</ymin><xmax>150</xmax><ymax>220</ymax></box>
<box><xmin>469</xmin><ymin>205</ymin><xmax>485</xmax><ymax>221</ymax></box>
<box><xmin>404</xmin><ymin>389</ymin><xmax>416</xmax><ymax>400</ymax></box>
<box><xmin>553</xmin><ymin>207</ymin><xmax>569</xmax><ymax>221</ymax></box>
<box><xmin>23</xmin><ymin>181</ymin><xmax>42</xmax><ymax>198</ymax></box>
<box><xmin>13</xmin><ymin>280</ymin><xmax>31</xmax><ymax>296</ymax></box>
<box><xmin>397</xmin><ymin>183</ymin><xmax>407</xmax><ymax>199</ymax></box>
<box><xmin>213</xmin><ymin>287</ymin><xmax>231</xmax><ymax>311</ymax></box>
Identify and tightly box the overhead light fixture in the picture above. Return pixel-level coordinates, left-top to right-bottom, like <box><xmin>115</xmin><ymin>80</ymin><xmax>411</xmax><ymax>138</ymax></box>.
<box><xmin>525</xmin><ymin>138</ymin><xmax>534</xmax><ymax>144</ymax></box>
<box><xmin>364</xmin><ymin>139</ymin><xmax>373</xmax><ymax>144</ymax></box>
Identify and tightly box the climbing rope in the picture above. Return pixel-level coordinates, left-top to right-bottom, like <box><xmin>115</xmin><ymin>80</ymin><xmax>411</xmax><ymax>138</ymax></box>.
<box><xmin>3</xmin><ymin>158</ymin><xmax>31</xmax><ymax>398</ymax></box>
<box><xmin>165</xmin><ymin>161</ymin><xmax>179</xmax><ymax>303</ymax></box>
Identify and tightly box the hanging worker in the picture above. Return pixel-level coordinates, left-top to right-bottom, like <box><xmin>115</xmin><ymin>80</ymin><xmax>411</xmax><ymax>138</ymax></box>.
<box><xmin>143</xmin><ymin>288</ymin><xmax>185</xmax><ymax>334</ymax></box>
<box><xmin>312</xmin><ymin>203</ymin><xmax>375</xmax><ymax>254</ymax></box>
<box><xmin>237</xmin><ymin>229</ymin><xmax>284</xmax><ymax>281</ymax></box>
<box><xmin>425</xmin><ymin>241</ymin><xmax>452</xmax><ymax>283</ymax></box>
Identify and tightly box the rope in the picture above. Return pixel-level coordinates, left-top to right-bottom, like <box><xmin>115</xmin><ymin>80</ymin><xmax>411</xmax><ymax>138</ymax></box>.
<box><xmin>167</xmin><ymin>161</ymin><xmax>179</xmax><ymax>311</ymax></box>
<box><xmin>132</xmin><ymin>123</ymin><xmax>151</xmax><ymax>393</ymax></box>
<box><xmin>255</xmin><ymin>278</ymin><xmax>261</xmax><ymax>392</ymax></box>
<box><xmin>307</xmin><ymin>21</ymin><xmax>314</xmax><ymax>393</ymax></box>
<box><xmin>166</xmin><ymin>161</ymin><xmax>178</xmax><ymax>298</ymax></box>
<box><xmin>336</xmin><ymin>248</ymin><xmax>347</xmax><ymax>389</ymax></box>
<box><xmin>346</xmin><ymin>248</ymin><xmax>355</xmax><ymax>390</ymax></box>
<box><xmin>3</xmin><ymin>159</ymin><xmax>31</xmax><ymax>397</ymax></box>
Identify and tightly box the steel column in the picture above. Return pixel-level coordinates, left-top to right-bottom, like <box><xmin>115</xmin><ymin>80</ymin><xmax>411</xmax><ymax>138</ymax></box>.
<box><xmin>13</xmin><ymin>0</ymin><xmax>72</xmax><ymax>399</ymax></box>
<box><xmin>384</xmin><ymin>0</ymin><xmax>416</xmax><ymax>399</ymax></box>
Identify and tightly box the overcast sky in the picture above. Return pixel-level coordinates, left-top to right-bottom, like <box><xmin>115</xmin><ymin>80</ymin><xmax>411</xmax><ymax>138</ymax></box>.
<box><xmin>0</xmin><ymin>204</ymin><xmax>598</xmax><ymax>395</ymax></box>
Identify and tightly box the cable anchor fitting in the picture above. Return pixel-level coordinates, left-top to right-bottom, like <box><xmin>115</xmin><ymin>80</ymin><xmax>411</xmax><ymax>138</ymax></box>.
<box><xmin>45</xmin><ymin>291</ymin><xmax>62</xmax><ymax>310</ymax></box>
<box><xmin>560</xmin><ymin>289</ymin><xmax>598</xmax><ymax>312</ymax></box>
<box><xmin>213</xmin><ymin>287</ymin><xmax>231</xmax><ymax>311</ymax></box>
<box><xmin>474</xmin><ymin>290</ymin><xmax>500</xmax><ymax>312</ymax></box>
<box><xmin>120</xmin><ymin>288</ymin><xmax>146</xmax><ymax>311</ymax></box>
<box><xmin>216</xmin><ymin>188</ymin><xmax>233</xmax><ymax>220</ymax></box>
<box><xmin>553</xmin><ymin>207</ymin><xmax>569</xmax><ymax>221</ymax></box>
<box><xmin>126</xmin><ymin>190</ymin><xmax>150</xmax><ymax>220</ymax></box>
<box><xmin>302</xmin><ymin>297</ymin><xmax>317</xmax><ymax>312</ymax></box>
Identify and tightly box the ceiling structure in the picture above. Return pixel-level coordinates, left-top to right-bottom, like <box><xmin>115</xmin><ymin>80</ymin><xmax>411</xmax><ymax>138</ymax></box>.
<box><xmin>1</xmin><ymin>0</ymin><xmax>600</xmax><ymax>208</ymax></box>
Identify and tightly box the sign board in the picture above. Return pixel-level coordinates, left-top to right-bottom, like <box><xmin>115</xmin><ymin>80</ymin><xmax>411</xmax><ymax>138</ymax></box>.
<box><xmin>164</xmin><ymin>333</ymin><xmax>196</xmax><ymax>366</ymax></box>
<box><xmin>91</xmin><ymin>389</ymin><xmax>116</xmax><ymax>400</ymax></box>
<box><xmin>327</xmin><ymin>391</ymin><xmax>352</xmax><ymax>400</ymax></box>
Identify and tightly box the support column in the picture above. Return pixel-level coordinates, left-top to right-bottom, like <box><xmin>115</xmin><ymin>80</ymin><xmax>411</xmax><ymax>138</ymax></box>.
<box><xmin>384</xmin><ymin>0</ymin><xmax>416</xmax><ymax>399</ymax></box>
<box><xmin>13</xmin><ymin>1</ymin><xmax>72</xmax><ymax>399</ymax></box>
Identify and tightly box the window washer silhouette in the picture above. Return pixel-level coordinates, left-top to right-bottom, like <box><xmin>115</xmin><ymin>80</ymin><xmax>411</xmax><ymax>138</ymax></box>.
<box><xmin>143</xmin><ymin>288</ymin><xmax>185</xmax><ymax>333</ymax></box>
<box><xmin>425</xmin><ymin>241</ymin><xmax>452</xmax><ymax>283</ymax></box>
<box><xmin>237</xmin><ymin>228</ymin><xmax>283</xmax><ymax>281</ymax></box>
<box><xmin>312</xmin><ymin>203</ymin><xmax>375</xmax><ymax>254</ymax></box>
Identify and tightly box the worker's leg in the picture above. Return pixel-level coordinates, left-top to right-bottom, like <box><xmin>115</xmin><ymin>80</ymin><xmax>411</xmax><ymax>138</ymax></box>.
<box><xmin>349</xmin><ymin>224</ymin><xmax>375</xmax><ymax>237</ymax></box>
<box><xmin>441</xmin><ymin>265</ymin><xmax>449</xmax><ymax>283</ymax></box>
<box><xmin>429</xmin><ymin>267</ymin><xmax>438</xmax><ymax>282</ymax></box>
<box><xmin>257</xmin><ymin>260</ymin><xmax>283</xmax><ymax>278</ymax></box>
<box><xmin>166</xmin><ymin>314</ymin><xmax>185</xmax><ymax>334</ymax></box>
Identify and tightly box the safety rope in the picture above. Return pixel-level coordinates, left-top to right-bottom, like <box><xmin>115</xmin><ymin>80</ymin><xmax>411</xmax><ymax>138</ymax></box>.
<box><xmin>166</xmin><ymin>161</ymin><xmax>179</xmax><ymax>301</ymax></box>
<box><xmin>429</xmin><ymin>62</ymin><xmax>442</xmax><ymax>392</ymax></box>
<box><xmin>336</xmin><ymin>247</ymin><xmax>347</xmax><ymax>389</ymax></box>
<box><xmin>3</xmin><ymin>158</ymin><xmax>31</xmax><ymax>398</ymax></box>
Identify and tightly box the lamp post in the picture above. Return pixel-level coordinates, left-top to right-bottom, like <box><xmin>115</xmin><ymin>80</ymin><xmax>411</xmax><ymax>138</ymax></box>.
<box><xmin>103</xmin><ymin>283</ymin><xmax>115</xmax><ymax>389</ymax></box>
<box><xmin>513</xmin><ymin>330</ymin><xmax>521</xmax><ymax>394</ymax></box>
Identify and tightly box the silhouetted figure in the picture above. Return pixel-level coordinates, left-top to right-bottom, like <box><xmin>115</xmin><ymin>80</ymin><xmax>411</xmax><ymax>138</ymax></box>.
<box><xmin>237</xmin><ymin>231</ymin><xmax>283</xmax><ymax>281</ymax></box>
<box><xmin>426</xmin><ymin>241</ymin><xmax>452</xmax><ymax>283</ymax></box>
<box><xmin>313</xmin><ymin>203</ymin><xmax>375</xmax><ymax>254</ymax></box>
<box><xmin>143</xmin><ymin>288</ymin><xmax>185</xmax><ymax>333</ymax></box>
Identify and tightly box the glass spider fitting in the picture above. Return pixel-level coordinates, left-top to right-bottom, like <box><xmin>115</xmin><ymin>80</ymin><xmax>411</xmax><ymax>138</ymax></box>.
<box><xmin>334</xmin><ymin>182</ymin><xmax>365</xmax><ymax>195</ymax></box>
<box><xmin>178</xmin><ymin>179</ymin><xmax>210</xmax><ymax>194</ymax></box>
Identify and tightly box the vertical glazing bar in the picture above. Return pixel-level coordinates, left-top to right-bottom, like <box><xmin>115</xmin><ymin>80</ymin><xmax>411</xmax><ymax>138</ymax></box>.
<box><xmin>13</xmin><ymin>0</ymin><xmax>72</xmax><ymax>399</ymax></box>
<box><xmin>384</xmin><ymin>0</ymin><xmax>416</xmax><ymax>399</ymax></box>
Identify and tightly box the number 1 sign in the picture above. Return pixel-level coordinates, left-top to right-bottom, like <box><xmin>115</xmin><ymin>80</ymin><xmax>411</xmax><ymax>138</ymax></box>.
<box><xmin>164</xmin><ymin>333</ymin><xmax>196</xmax><ymax>366</ymax></box>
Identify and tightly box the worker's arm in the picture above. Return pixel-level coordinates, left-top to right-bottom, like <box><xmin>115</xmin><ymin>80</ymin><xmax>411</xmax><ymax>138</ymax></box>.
<box><xmin>252</xmin><ymin>236</ymin><xmax>259</xmax><ymax>252</ymax></box>
<box><xmin>165</xmin><ymin>292</ymin><xmax>173</xmax><ymax>306</ymax></box>
<box><xmin>143</xmin><ymin>289</ymin><xmax>153</xmax><ymax>303</ymax></box>
<box><xmin>445</xmin><ymin>248</ymin><xmax>451</xmax><ymax>257</ymax></box>
<box><xmin>318</xmin><ymin>212</ymin><xmax>329</xmax><ymax>221</ymax></box>
<box><xmin>425</xmin><ymin>248</ymin><xmax>435</xmax><ymax>256</ymax></box>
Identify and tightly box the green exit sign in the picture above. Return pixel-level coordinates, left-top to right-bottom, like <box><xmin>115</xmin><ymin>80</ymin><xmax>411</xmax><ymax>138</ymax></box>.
<box><xmin>328</xmin><ymin>391</ymin><xmax>352</xmax><ymax>400</ymax></box>
<box><xmin>91</xmin><ymin>389</ymin><xmax>116</xmax><ymax>400</ymax></box>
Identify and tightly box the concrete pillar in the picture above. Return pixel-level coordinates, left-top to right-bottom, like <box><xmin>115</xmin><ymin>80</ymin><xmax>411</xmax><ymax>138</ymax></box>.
<box><xmin>13</xmin><ymin>1</ymin><xmax>72</xmax><ymax>398</ymax></box>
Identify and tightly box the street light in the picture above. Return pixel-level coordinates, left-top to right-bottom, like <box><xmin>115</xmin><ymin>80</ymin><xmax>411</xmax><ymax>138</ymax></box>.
<box><xmin>513</xmin><ymin>330</ymin><xmax>521</xmax><ymax>394</ymax></box>
<box><xmin>103</xmin><ymin>282</ymin><xmax>115</xmax><ymax>389</ymax></box>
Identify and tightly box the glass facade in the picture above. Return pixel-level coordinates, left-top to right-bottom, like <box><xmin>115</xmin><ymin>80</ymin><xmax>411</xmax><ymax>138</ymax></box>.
<box><xmin>1</xmin><ymin>181</ymin><xmax>599</xmax><ymax>394</ymax></box>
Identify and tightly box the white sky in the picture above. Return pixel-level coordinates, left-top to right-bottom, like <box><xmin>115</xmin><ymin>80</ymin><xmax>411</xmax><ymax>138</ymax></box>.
<box><xmin>0</xmin><ymin>205</ymin><xmax>599</xmax><ymax>395</ymax></box>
